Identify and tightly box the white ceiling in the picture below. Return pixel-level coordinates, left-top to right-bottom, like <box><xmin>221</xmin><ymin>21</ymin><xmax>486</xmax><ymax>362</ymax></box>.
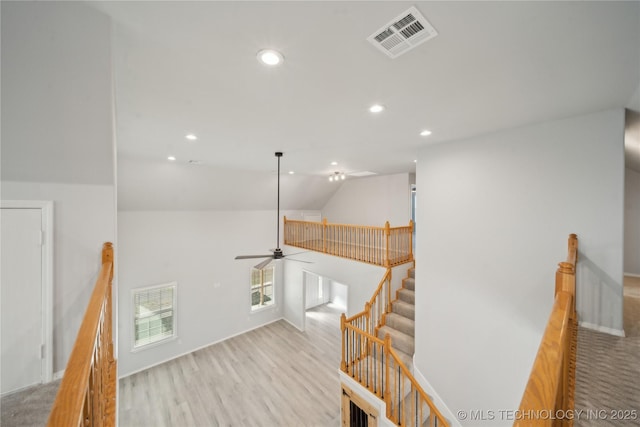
<box><xmin>91</xmin><ymin>1</ymin><xmax>640</xmax><ymax>210</ymax></box>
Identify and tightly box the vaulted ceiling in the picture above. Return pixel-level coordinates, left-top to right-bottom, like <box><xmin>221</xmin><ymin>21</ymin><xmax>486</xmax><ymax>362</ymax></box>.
<box><xmin>93</xmin><ymin>1</ymin><xmax>639</xmax><ymax>210</ymax></box>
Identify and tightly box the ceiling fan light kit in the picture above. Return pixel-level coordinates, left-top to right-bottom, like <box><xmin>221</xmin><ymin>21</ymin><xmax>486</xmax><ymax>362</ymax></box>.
<box><xmin>329</xmin><ymin>171</ymin><xmax>346</xmax><ymax>182</ymax></box>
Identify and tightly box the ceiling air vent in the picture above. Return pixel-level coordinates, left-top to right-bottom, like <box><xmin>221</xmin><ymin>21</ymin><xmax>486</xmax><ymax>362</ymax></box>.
<box><xmin>367</xmin><ymin>6</ymin><xmax>438</xmax><ymax>59</ymax></box>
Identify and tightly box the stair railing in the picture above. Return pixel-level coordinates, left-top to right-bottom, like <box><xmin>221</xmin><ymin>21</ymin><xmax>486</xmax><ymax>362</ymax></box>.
<box><xmin>283</xmin><ymin>217</ymin><xmax>413</xmax><ymax>267</ymax></box>
<box><xmin>341</xmin><ymin>316</ymin><xmax>449</xmax><ymax>426</ymax></box>
<box><xmin>341</xmin><ymin>267</ymin><xmax>449</xmax><ymax>426</ymax></box>
<box><xmin>515</xmin><ymin>234</ymin><xmax>578</xmax><ymax>427</ymax></box>
<box><xmin>48</xmin><ymin>242</ymin><xmax>117</xmax><ymax>427</ymax></box>
<box><xmin>386</xmin><ymin>339</ymin><xmax>449</xmax><ymax>426</ymax></box>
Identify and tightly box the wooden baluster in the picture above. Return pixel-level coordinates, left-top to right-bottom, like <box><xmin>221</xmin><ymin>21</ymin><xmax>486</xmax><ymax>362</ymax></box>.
<box><xmin>322</xmin><ymin>218</ymin><xmax>327</xmax><ymax>254</ymax></box>
<box><xmin>340</xmin><ymin>314</ymin><xmax>346</xmax><ymax>372</ymax></box>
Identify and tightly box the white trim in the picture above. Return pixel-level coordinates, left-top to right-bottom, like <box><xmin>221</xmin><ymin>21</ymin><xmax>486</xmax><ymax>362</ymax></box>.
<box><xmin>412</xmin><ymin>357</ymin><xmax>461</xmax><ymax>427</ymax></box>
<box><xmin>282</xmin><ymin>317</ymin><xmax>305</xmax><ymax>332</ymax></box>
<box><xmin>53</xmin><ymin>369</ymin><xmax>65</xmax><ymax>381</ymax></box>
<box><xmin>579</xmin><ymin>321</ymin><xmax>626</xmax><ymax>337</ymax></box>
<box><xmin>624</xmin><ymin>272</ymin><xmax>640</xmax><ymax>278</ymax></box>
<box><xmin>0</xmin><ymin>381</ymin><xmax>42</xmax><ymax>398</ymax></box>
<box><xmin>0</xmin><ymin>200</ymin><xmax>54</xmax><ymax>385</ymax></box>
<box><xmin>119</xmin><ymin>317</ymin><xmax>283</xmax><ymax>379</ymax></box>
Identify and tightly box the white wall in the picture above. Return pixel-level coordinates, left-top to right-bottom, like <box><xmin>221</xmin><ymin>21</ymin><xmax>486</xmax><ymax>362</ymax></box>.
<box><xmin>1</xmin><ymin>1</ymin><xmax>116</xmax><ymax>375</ymax></box>
<box><xmin>625</xmin><ymin>168</ymin><xmax>640</xmax><ymax>275</ymax></box>
<box><xmin>1</xmin><ymin>182</ymin><xmax>116</xmax><ymax>373</ymax></box>
<box><xmin>305</xmin><ymin>272</ymin><xmax>330</xmax><ymax>309</ymax></box>
<box><xmin>415</xmin><ymin>109</ymin><xmax>625</xmax><ymax>426</ymax></box>
<box><xmin>117</xmin><ymin>210</ymin><xmax>289</xmax><ymax>376</ymax></box>
<box><xmin>321</xmin><ymin>173</ymin><xmax>412</xmax><ymax>227</ymax></box>
<box><xmin>283</xmin><ymin>246</ymin><xmax>388</xmax><ymax>327</ymax></box>
<box><xmin>330</xmin><ymin>280</ymin><xmax>348</xmax><ymax>310</ymax></box>
<box><xmin>0</xmin><ymin>1</ymin><xmax>114</xmax><ymax>186</ymax></box>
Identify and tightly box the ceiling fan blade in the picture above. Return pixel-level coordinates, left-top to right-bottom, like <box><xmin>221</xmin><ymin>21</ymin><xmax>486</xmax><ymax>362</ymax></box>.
<box><xmin>235</xmin><ymin>254</ymin><xmax>272</xmax><ymax>260</ymax></box>
<box><xmin>254</xmin><ymin>258</ymin><xmax>274</xmax><ymax>270</ymax></box>
<box><xmin>284</xmin><ymin>258</ymin><xmax>314</xmax><ymax>264</ymax></box>
<box><xmin>283</xmin><ymin>250</ymin><xmax>310</xmax><ymax>257</ymax></box>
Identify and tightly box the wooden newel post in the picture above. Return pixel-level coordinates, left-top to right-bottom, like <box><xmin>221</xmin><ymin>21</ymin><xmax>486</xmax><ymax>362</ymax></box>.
<box><xmin>387</xmin><ymin>272</ymin><xmax>392</xmax><ymax>313</ymax></box>
<box><xmin>384</xmin><ymin>221</ymin><xmax>391</xmax><ymax>267</ymax></box>
<box><xmin>102</xmin><ymin>242</ymin><xmax>117</xmax><ymax>426</ymax></box>
<box><xmin>555</xmin><ymin>262</ymin><xmax>576</xmax><ymax>302</ymax></box>
<box><xmin>365</xmin><ymin>302</ymin><xmax>371</xmax><ymax>335</ymax></box>
<box><xmin>322</xmin><ymin>217</ymin><xmax>328</xmax><ymax>254</ymax></box>
<box><xmin>340</xmin><ymin>313</ymin><xmax>346</xmax><ymax>372</ymax></box>
<box><xmin>409</xmin><ymin>220</ymin><xmax>414</xmax><ymax>261</ymax></box>
<box><xmin>568</xmin><ymin>233</ymin><xmax>578</xmax><ymax>255</ymax></box>
<box><xmin>102</xmin><ymin>242</ymin><xmax>113</xmax><ymax>277</ymax></box>
<box><xmin>384</xmin><ymin>333</ymin><xmax>392</xmax><ymax>418</ymax></box>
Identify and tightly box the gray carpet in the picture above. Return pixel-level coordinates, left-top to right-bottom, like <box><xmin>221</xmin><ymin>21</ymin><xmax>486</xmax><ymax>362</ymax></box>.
<box><xmin>574</xmin><ymin>276</ymin><xmax>640</xmax><ymax>427</ymax></box>
<box><xmin>1</xmin><ymin>379</ymin><xmax>60</xmax><ymax>427</ymax></box>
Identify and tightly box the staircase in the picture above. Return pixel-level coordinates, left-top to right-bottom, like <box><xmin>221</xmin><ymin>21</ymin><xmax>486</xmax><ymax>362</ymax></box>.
<box><xmin>377</xmin><ymin>267</ymin><xmax>416</xmax><ymax>369</ymax></box>
<box><xmin>341</xmin><ymin>265</ymin><xmax>449</xmax><ymax>426</ymax></box>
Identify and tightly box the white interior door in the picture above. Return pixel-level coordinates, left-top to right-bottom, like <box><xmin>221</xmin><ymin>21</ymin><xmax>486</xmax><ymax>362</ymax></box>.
<box><xmin>1</xmin><ymin>208</ymin><xmax>45</xmax><ymax>394</ymax></box>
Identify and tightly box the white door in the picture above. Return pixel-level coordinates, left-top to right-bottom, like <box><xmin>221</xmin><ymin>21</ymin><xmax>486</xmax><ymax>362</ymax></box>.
<box><xmin>1</xmin><ymin>208</ymin><xmax>44</xmax><ymax>394</ymax></box>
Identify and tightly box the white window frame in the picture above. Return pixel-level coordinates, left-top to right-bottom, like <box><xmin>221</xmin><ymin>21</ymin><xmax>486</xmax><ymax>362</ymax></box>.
<box><xmin>132</xmin><ymin>282</ymin><xmax>177</xmax><ymax>351</ymax></box>
<box><xmin>251</xmin><ymin>265</ymin><xmax>275</xmax><ymax>312</ymax></box>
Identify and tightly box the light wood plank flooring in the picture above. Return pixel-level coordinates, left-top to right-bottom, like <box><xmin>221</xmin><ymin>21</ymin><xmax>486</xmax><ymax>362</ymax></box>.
<box><xmin>119</xmin><ymin>304</ymin><xmax>343</xmax><ymax>426</ymax></box>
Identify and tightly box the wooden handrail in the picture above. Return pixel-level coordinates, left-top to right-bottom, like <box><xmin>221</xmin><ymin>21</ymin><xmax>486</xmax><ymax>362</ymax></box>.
<box><xmin>387</xmin><ymin>345</ymin><xmax>449</xmax><ymax>426</ymax></box>
<box><xmin>515</xmin><ymin>234</ymin><xmax>578</xmax><ymax>427</ymax></box>
<box><xmin>48</xmin><ymin>242</ymin><xmax>117</xmax><ymax>427</ymax></box>
<box><xmin>283</xmin><ymin>217</ymin><xmax>413</xmax><ymax>267</ymax></box>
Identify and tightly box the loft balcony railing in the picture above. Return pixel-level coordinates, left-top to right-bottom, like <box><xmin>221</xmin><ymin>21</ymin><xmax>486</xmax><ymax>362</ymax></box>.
<box><xmin>283</xmin><ymin>217</ymin><xmax>413</xmax><ymax>267</ymax></box>
<box><xmin>48</xmin><ymin>243</ymin><xmax>117</xmax><ymax>427</ymax></box>
<box><xmin>515</xmin><ymin>234</ymin><xmax>578</xmax><ymax>427</ymax></box>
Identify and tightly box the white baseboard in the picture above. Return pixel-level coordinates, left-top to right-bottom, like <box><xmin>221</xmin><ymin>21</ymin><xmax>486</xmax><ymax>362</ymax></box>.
<box><xmin>412</xmin><ymin>357</ymin><xmax>462</xmax><ymax>427</ymax></box>
<box><xmin>282</xmin><ymin>317</ymin><xmax>305</xmax><ymax>332</ymax></box>
<box><xmin>624</xmin><ymin>272</ymin><xmax>640</xmax><ymax>278</ymax></box>
<box><xmin>579</xmin><ymin>321</ymin><xmax>626</xmax><ymax>337</ymax></box>
<box><xmin>53</xmin><ymin>369</ymin><xmax>65</xmax><ymax>380</ymax></box>
<box><xmin>119</xmin><ymin>317</ymin><xmax>284</xmax><ymax>379</ymax></box>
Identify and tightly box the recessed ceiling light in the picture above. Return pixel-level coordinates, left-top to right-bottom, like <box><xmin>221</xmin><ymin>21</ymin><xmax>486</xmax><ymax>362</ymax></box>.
<box><xmin>185</xmin><ymin>134</ymin><xmax>197</xmax><ymax>140</ymax></box>
<box><xmin>420</xmin><ymin>130</ymin><xmax>432</xmax><ymax>136</ymax></box>
<box><xmin>414</xmin><ymin>159</ymin><xmax>418</xmax><ymax>163</ymax></box>
<box><xmin>331</xmin><ymin>161</ymin><xmax>338</xmax><ymax>166</ymax></box>
<box><xmin>168</xmin><ymin>156</ymin><xmax>176</xmax><ymax>161</ymax></box>
<box><xmin>257</xmin><ymin>49</ymin><xmax>284</xmax><ymax>66</ymax></box>
<box><xmin>369</xmin><ymin>104</ymin><xmax>385</xmax><ymax>113</ymax></box>
<box><xmin>288</xmin><ymin>171</ymin><xmax>294</xmax><ymax>175</ymax></box>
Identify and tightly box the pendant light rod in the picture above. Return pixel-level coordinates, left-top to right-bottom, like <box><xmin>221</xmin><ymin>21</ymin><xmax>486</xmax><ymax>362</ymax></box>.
<box><xmin>275</xmin><ymin>152</ymin><xmax>283</xmax><ymax>250</ymax></box>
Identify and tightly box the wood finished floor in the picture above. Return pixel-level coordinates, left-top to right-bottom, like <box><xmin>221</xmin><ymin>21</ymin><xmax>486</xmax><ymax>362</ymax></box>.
<box><xmin>119</xmin><ymin>304</ymin><xmax>343</xmax><ymax>427</ymax></box>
